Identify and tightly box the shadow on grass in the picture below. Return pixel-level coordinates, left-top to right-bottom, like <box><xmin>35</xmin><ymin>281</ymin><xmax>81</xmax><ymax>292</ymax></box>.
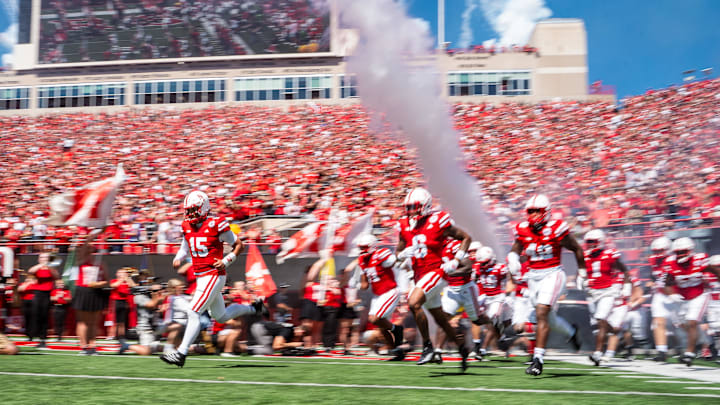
<box><xmin>539</xmin><ymin>372</ymin><xmax>585</xmax><ymax>378</ymax></box>
<box><xmin>427</xmin><ymin>371</ymin><xmax>484</xmax><ymax>378</ymax></box>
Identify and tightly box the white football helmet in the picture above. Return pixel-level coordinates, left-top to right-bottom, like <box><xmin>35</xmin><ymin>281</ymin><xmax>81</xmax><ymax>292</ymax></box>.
<box><xmin>525</xmin><ymin>194</ymin><xmax>551</xmax><ymax>229</ymax></box>
<box><xmin>356</xmin><ymin>233</ymin><xmax>377</xmax><ymax>253</ymax></box>
<box><xmin>671</xmin><ymin>237</ymin><xmax>695</xmax><ymax>263</ymax></box>
<box><xmin>650</xmin><ymin>236</ymin><xmax>671</xmax><ymax>254</ymax></box>
<box><xmin>467</xmin><ymin>241</ymin><xmax>483</xmax><ymax>261</ymax></box>
<box><xmin>584</xmin><ymin>229</ymin><xmax>606</xmax><ymax>254</ymax></box>
<box><xmin>476</xmin><ymin>246</ymin><xmax>496</xmax><ymax>269</ymax></box>
<box><xmin>183</xmin><ymin>190</ymin><xmax>211</xmax><ymax>225</ymax></box>
<box><xmin>403</xmin><ymin>187</ymin><xmax>433</xmax><ymax>219</ymax></box>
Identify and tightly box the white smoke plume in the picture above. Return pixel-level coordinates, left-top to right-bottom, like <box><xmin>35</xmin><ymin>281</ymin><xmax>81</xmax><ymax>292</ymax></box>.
<box><xmin>480</xmin><ymin>0</ymin><xmax>552</xmax><ymax>46</ymax></box>
<box><xmin>337</xmin><ymin>0</ymin><xmax>500</xmax><ymax>250</ymax></box>
<box><xmin>458</xmin><ymin>0</ymin><xmax>480</xmax><ymax>49</ymax></box>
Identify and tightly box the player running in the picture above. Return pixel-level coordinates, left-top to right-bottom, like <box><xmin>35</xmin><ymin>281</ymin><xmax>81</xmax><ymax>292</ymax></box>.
<box><xmin>474</xmin><ymin>246</ymin><xmax>514</xmax><ymax>359</ymax></box>
<box><xmin>507</xmin><ymin>195</ymin><xmax>584</xmax><ymax>376</ymax></box>
<box><xmin>581</xmin><ymin>229</ymin><xmax>629</xmax><ymax>366</ymax></box>
<box><xmin>395</xmin><ymin>187</ymin><xmax>472</xmax><ymax>371</ymax></box>
<box><xmin>661</xmin><ymin>237</ymin><xmax>720</xmax><ymax>366</ymax></box>
<box><xmin>647</xmin><ymin>236</ymin><xmax>675</xmax><ymax>362</ymax></box>
<box><xmin>161</xmin><ymin>191</ymin><xmax>267</xmax><ymax>367</ymax></box>
<box><xmin>348</xmin><ymin>233</ymin><xmax>405</xmax><ymax>360</ymax></box>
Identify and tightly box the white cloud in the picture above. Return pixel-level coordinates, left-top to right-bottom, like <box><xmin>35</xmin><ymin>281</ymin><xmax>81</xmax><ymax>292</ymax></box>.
<box><xmin>458</xmin><ymin>0</ymin><xmax>480</xmax><ymax>49</ymax></box>
<box><xmin>0</xmin><ymin>22</ymin><xmax>17</xmax><ymax>49</ymax></box>
<box><xmin>2</xmin><ymin>51</ymin><xmax>13</xmax><ymax>67</ymax></box>
<box><xmin>480</xmin><ymin>0</ymin><xmax>552</xmax><ymax>46</ymax></box>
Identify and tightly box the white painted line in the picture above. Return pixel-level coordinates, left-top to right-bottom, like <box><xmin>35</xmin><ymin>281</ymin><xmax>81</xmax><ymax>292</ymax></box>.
<box><xmin>619</xmin><ymin>376</ymin><xmax>684</xmax><ymax>379</ymax></box>
<box><xmin>590</xmin><ymin>371</ymin><xmax>635</xmax><ymax>375</ymax></box>
<box><xmin>643</xmin><ymin>381</ymin><xmax>713</xmax><ymax>384</ymax></box>
<box><xmin>0</xmin><ymin>372</ymin><xmax>719</xmax><ymax>398</ymax></box>
<box><xmin>685</xmin><ymin>387</ymin><xmax>720</xmax><ymax>391</ymax></box>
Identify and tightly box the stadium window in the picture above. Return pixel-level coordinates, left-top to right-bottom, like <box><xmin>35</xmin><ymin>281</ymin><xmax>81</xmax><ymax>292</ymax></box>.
<box><xmin>0</xmin><ymin>87</ymin><xmax>31</xmax><ymax>110</ymax></box>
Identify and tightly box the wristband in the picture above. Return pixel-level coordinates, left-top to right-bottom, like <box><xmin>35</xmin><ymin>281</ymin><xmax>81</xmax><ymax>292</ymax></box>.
<box><xmin>221</xmin><ymin>252</ymin><xmax>237</xmax><ymax>267</ymax></box>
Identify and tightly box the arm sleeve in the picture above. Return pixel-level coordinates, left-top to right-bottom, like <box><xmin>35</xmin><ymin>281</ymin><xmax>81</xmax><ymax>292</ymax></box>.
<box><xmin>219</xmin><ymin>229</ymin><xmax>238</xmax><ymax>245</ymax></box>
<box><xmin>173</xmin><ymin>238</ymin><xmax>190</xmax><ymax>262</ymax></box>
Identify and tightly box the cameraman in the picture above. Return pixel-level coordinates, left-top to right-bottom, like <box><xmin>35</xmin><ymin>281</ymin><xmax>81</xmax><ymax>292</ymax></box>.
<box><xmin>250</xmin><ymin>320</ymin><xmax>310</xmax><ymax>355</ymax></box>
<box><xmin>119</xmin><ymin>283</ymin><xmax>166</xmax><ymax>355</ymax></box>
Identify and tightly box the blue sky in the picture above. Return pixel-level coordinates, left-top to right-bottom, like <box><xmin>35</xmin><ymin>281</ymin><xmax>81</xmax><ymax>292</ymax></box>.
<box><xmin>0</xmin><ymin>1</ymin><xmax>718</xmax><ymax>98</ymax></box>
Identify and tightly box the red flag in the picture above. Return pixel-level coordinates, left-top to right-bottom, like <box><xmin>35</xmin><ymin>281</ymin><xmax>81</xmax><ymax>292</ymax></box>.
<box><xmin>275</xmin><ymin>221</ymin><xmax>325</xmax><ymax>264</ymax></box>
<box><xmin>46</xmin><ymin>165</ymin><xmax>126</xmax><ymax>227</ymax></box>
<box><xmin>245</xmin><ymin>243</ymin><xmax>277</xmax><ymax>299</ymax></box>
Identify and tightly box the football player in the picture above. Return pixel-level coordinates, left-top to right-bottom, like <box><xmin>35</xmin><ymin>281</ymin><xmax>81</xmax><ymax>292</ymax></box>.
<box><xmin>161</xmin><ymin>191</ymin><xmax>267</xmax><ymax>367</ymax></box>
<box><xmin>647</xmin><ymin>236</ymin><xmax>675</xmax><ymax>362</ymax></box>
<box><xmin>508</xmin><ymin>194</ymin><xmax>584</xmax><ymax>376</ymax></box>
<box><xmin>581</xmin><ymin>229</ymin><xmax>629</xmax><ymax>366</ymax></box>
<box><xmin>475</xmin><ymin>246</ymin><xmax>514</xmax><ymax>359</ymax></box>
<box><xmin>396</xmin><ymin>187</ymin><xmax>472</xmax><ymax>370</ymax></box>
<box><xmin>661</xmin><ymin>237</ymin><xmax>720</xmax><ymax>366</ymax></box>
<box><xmin>347</xmin><ymin>233</ymin><xmax>405</xmax><ymax>360</ymax></box>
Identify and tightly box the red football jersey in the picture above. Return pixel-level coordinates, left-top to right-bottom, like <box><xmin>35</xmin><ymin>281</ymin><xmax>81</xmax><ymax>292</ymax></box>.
<box><xmin>649</xmin><ymin>254</ymin><xmax>668</xmax><ymax>292</ymax></box>
<box><xmin>612</xmin><ymin>272</ymin><xmax>641</xmax><ymax>306</ymax></box>
<box><xmin>514</xmin><ymin>219</ymin><xmax>569</xmax><ymax>270</ymax></box>
<box><xmin>397</xmin><ymin>211</ymin><xmax>453</xmax><ymax>282</ymax></box>
<box><xmin>703</xmin><ymin>271</ymin><xmax>720</xmax><ymax>301</ymax></box>
<box><xmin>585</xmin><ymin>248</ymin><xmax>621</xmax><ymax>290</ymax></box>
<box><xmin>662</xmin><ymin>253</ymin><xmax>709</xmax><ymax>300</ymax></box>
<box><xmin>181</xmin><ymin>217</ymin><xmax>231</xmax><ymax>277</ymax></box>
<box><xmin>442</xmin><ymin>239</ymin><xmax>471</xmax><ymax>286</ymax></box>
<box><xmin>476</xmin><ymin>263</ymin><xmax>508</xmax><ymax>296</ymax></box>
<box><xmin>358</xmin><ymin>248</ymin><xmax>398</xmax><ymax>296</ymax></box>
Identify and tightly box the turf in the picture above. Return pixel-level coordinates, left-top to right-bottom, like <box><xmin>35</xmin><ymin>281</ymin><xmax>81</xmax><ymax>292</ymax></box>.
<box><xmin>2</xmin><ymin>352</ymin><xmax>719</xmax><ymax>404</ymax></box>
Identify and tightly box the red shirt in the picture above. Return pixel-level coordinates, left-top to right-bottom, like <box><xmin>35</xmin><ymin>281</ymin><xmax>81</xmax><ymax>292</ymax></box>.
<box><xmin>110</xmin><ymin>279</ymin><xmax>133</xmax><ymax>302</ymax></box>
<box><xmin>476</xmin><ymin>262</ymin><xmax>509</xmax><ymax>296</ymax></box>
<box><xmin>358</xmin><ymin>248</ymin><xmax>397</xmax><ymax>295</ymax></box>
<box><xmin>514</xmin><ymin>219</ymin><xmax>570</xmax><ymax>270</ymax></box>
<box><xmin>322</xmin><ymin>287</ymin><xmax>342</xmax><ymax>308</ymax></box>
<box><xmin>51</xmin><ymin>288</ymin><xmax>72</xmax><ymax>305</ymax></box>
<box><xmin>181</xmin><ymin>217</ymin><xmax>231</xmax><ymax>277</ymax></box>
<box><xmin>442</xmin><ymin>239</ymin><xmax>471</xmax><ymax>286</ymax></box>
<box><xmin>33</xmin><ymin>267</ymin><xmax>56</xmax><ymax>292</ymax></box>
<box><xmin>585</xmin><ymin>248</ymin><xmax>621</xmax><ymax>290</ymax></box>
<box><xmin>649</xmin><ymin>254</ymin><xmax>668</xmax><ymax>293</ymax></box>
<box><xmin>662</xmin><ymin>254</ymin><xmax>709</xmax><ymax>300</ymax></box>
<box><xmin>397</xmin><ymin>211</ymin><xmax>453</xmax><ymax>282</ymax></box>
<box><xmin>20</xmin><ymin>282</ymin><xmax>36</xmax><ymax>301</ymax></box>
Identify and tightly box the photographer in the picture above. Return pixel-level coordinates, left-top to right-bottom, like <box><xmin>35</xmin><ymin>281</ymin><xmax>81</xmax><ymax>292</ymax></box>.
<box><xmin>250</xmin><ymin>320</ymin><xmax>311</xmax><ymax>355</ymax></box>
<box><xmin>119</xmin><ymin>283</ymin><xmax>167</xmax><ymax>355</ymax></box>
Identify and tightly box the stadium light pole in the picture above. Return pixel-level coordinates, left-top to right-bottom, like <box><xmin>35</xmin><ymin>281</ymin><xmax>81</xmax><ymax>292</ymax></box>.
<box><xmin>438</xmin><ymin>0</ymin><xmax>445</xmax><ymax>50</ymax></box>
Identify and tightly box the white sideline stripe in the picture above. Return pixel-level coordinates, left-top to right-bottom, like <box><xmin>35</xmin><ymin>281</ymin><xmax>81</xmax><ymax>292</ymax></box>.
<box><xmin>29</xmin><ymin>352</ymin><xmax>605</xmax><ymax>371</ymax></box>
<box><xmin>1</xmin><ymin>372</ymin><xmax>719</xmax><ymax>398</ymax></box>
<box><xmin>686</xmin><ymin>387</ymin><xmax>720</xmax><ymax>391</ymax></box>
<box><xmin>590</xmin><ymin>371</ymin><xmax>634</xmax><ymax>375</ymax></box>
<box><xmin>643</xmin><ymin>380</ymin><xmax>714</xmax><ymax>384</ymax></box>
<box><xmin>619</xmin><ymin>376</ymin><xmax>686</xmax><ymax>379</ymax></box>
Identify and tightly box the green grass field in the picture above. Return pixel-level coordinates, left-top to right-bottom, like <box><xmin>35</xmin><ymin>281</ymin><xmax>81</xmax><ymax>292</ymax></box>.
<box><xmin>2</xmin><ymin>348</ymin><xmax>720</xmax><ymax>404</ymax></box>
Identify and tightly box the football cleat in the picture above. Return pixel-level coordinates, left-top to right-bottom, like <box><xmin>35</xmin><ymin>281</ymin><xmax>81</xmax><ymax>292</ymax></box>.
<box><xmin>525</xmin><ymin>357</ymin><xmax>543</xmax><ymax>376</ymax></box>
<box><xmin>391</xmin><ymin>325</ymin><xmax>404</xmax><ymax>348</ymax></box>
<box><xmin>388</xmin><ymin>347</ymin><xmax>406</xmax><ymax>362</ymax></box>
<box><xmin>417</xmin><ymin>343</ymin><xmax>435</xmax><ymax>365</ymax></box>
<box><xmin>161</xmin><ymin>351</ymin><xmax>186</xmax><ymax>368</ymax></box>
<box><xmin>652</xmin><ymin>352</ymin><xmax>667</xmax><ymax>362</ymax></box>
<box><xmin>589</xmin><ymin>352</ymin><xmax>602</xmax><ymax>366</ymax></box>
<box><xmin>253</xmin><ymin>298</ymin><xmax>269</xmax><ymax>318</ymax></box>
<box><xmin>679</xmin><ymin>353</ymin><xmax>695</xmax><ymax>367</ymax></box>
<box><xmin>459</xmin><ymin>345</ymin><xmax>469</xmax><ymax>372</ymax></box>
<box><xmin>118</xmin><ymin>342</ymin><xmax>130</xmax><ymax>355</ymax></box>
<box><xmin>431</xmin><ymin>351</ymin><xmax>444</xmax><ymax>364</ymax></box>
<box><xmin>567</xmin><ymin>325</ymin><xmax>582</xmax><ymax>351</ymax></box>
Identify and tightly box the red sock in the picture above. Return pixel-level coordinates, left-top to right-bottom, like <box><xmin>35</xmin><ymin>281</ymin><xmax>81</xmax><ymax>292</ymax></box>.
<box><xmin>526</xmin><ymin>322</ymin><xmax>536</xmax><ymax>355</ymax></box>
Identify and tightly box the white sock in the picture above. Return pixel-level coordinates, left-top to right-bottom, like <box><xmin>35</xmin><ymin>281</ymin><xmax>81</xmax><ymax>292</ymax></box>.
<box><xmin>656</xmin><ymin>344</ymin><xmax>668</xmax><ymax>353</ymax></box>
<box><xmin>604</xmin><ymin>350</ymin><xmax>615</xmax><ymax>358</ymax></box>
<box><xmin>215</xmin><ymin>303</ymin><xmax>254</xmax><ymax>324</ymax></box>
<box><xmin>548</xmin><ymin>312</ymin><xmax>574</xmax><ymax>337</ymax></box>
<box><xmin>593</xmin><ymin>350</ymin><xmax>602</xmax><ymax>358</ymax></box>
<box><xmin>473</xmin><ymin>339</ymin><xmax>482</xmax><ymax>344</ymax></box>
<box><xmin>177</xmin><ymin>310</ymin><xmax>201</xmax><ymax>355</ymax></box>
<box><xmin>534</xmin><ymin>347</ymin><xmax>545</xmax><ymax>363</ymax></box>
<box><xmin>684</xmin><ymin>351</ymin><xmax>696</xmax><ymax>358</ymax></box>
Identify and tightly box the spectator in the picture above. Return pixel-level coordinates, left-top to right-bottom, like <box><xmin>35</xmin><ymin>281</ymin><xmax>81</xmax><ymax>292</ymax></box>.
<box><xmin>73</xmin><ymin>229</ymin><xmax>110</xmax><ymax>355</ymax></box>
<box><xmin>109</xmin><ymin>267</ymin><xmax>137</xmax><ymax>344</ymax></box>
<box><xmin>17</xmin><ymin>274</ymin><xmax>36</xmax><ymax>342</ymax></box>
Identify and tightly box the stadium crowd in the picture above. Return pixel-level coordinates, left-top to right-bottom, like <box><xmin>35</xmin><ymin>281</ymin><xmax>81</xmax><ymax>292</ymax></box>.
<box><xmin>0</xmin><ymin>78</ymin><xmax>719</xmax><ymax>250</ymax></box>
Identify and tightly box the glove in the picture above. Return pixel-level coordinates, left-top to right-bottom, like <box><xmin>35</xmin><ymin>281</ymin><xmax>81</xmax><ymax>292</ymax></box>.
<box><xmin>506</xmin><ymin>252</ymin><xmax>521</xmax><ymax>276</ymax></box>
<box><xmin>441</xmin><ymin>259</ymin><xmax>459</xmax><ymax>274</ymax></box>
<box><xmin>397</xmin><ymin>246</ymin><xmax>416</xmax><ymax>261</ymax></box>
<box><xmin>669</xmin><ymin>294</ymin><xmax>684</xmax><ymax>303</ymax></box>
